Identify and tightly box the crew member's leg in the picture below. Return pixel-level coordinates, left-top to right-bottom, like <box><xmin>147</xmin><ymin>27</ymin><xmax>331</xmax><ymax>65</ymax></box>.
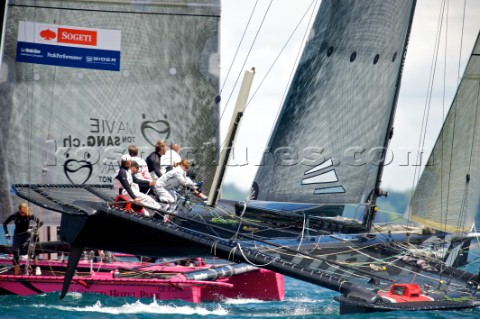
<box><xmin>156</xmin><ymin>188</ymin><xmax>176</xmax><ymax>222</ymax></box>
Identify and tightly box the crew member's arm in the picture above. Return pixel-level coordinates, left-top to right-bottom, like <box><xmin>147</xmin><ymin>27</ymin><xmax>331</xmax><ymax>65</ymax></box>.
<box><xmin>177</xmin><ymin>172</ymin><xmax>208</xmax><ymax>200</ymax></box>
<box><xmin>3</xmin><ymin>214</ymin><xmax>14</xmax><ymax>237</ymax></box>
<box><xmin>132</xmin><ymin>174</ymin><xmax>155</xmax><ymax>189</ymax></box>
<box><xmin>117</xmin><ymin>168</ymin><xmax>137</xmax><ymax>199</ymax></box>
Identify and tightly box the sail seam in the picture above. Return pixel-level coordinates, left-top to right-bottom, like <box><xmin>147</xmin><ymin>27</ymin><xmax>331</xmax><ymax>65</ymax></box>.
<box><xmin>9</xmin><ymin>4</ymin><xmax>221</xmax><ymax>18</ymax></box>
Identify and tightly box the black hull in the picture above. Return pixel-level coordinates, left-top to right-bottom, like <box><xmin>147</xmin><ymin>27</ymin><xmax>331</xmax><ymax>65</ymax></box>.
<box><xmin>60</xmin><ymin>210</ymin><xmax>205</xmax><ymax>258</ymax></box>
<box><xmin>335</xmin><ymin>295</ymin><xmax>480</xmax><ymax>314</ymax></box>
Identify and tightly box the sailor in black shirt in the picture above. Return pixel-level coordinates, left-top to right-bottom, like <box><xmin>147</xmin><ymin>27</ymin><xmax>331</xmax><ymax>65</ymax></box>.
<box><xmin>3</xmin><ymin>202</ymin><xmax>42</xmax><ymax>274</ymax></box>
<box><xmin>145</xmin><ymin>140</ymin><xmax>167</xmax><ymax>179</ymax></box>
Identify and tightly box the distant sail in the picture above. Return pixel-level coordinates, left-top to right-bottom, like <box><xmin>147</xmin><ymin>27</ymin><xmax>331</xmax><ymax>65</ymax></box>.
<box><xmin>253</xmin><ymin>0</ymin><xmax>416</xmax><ymax>206</ymax></box>
<box><xmin>0</xmin><ymin>1</ymin><xmax>220</xmax><ymax>221</ymax></box>
<box><xmin>405</xmin><ymin>32</ymin><xmax>480</xmax><ymax>233</ymax></box>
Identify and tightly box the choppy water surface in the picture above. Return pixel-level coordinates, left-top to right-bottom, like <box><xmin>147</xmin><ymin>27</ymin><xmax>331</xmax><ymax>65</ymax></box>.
<box><xmin>1</xmin><ymin>276</ymin><xmax>479</xmax><ymax>319</ymax></box>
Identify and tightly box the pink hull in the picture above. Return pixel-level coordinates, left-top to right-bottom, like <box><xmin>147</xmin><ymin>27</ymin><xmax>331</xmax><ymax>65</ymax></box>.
<box><xmin>201</xmin><ymin>268</ymin><xmax>285</xmax><ymax>302</ymax></box>
<box><xmin>0</xmin><ymin>269</ymin><xmax>284</xmax><ymax>303</ymax></box>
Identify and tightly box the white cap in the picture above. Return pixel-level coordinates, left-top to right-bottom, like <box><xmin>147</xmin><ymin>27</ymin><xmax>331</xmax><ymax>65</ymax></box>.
<box><xmin>121</xmin><ymin>154</ymin><xmax>132</xmax><ymax>162</ymax></box>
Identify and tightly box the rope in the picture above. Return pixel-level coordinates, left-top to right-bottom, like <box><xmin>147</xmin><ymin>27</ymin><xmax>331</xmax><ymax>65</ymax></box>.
<box><xmin>234</xmin><ymin>243</ymin><xmax>275</xmax><ymax>267</ymax></box>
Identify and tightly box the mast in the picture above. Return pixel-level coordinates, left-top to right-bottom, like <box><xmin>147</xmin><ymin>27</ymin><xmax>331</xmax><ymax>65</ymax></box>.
<box><xmin>363</xmin><ymin>0</ymin><xmax>418</xmax><ymax>230</ymax></box>
<box><xmin>206</xmin><ymin>68</ymin><xmax>255</xmax><ymax>206</ymax></box>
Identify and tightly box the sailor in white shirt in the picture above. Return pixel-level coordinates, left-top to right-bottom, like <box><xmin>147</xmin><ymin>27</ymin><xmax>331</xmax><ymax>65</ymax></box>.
<box><xmin>155</xmin><ymin>159</ymin><xmax>207</xmax><ymax>221</ymax></box>
<box><xmin>128</xmin><ymin>144</ymin><xmax>154</xmax><ymax>193</ymax></box>
<box><xmin>160</xmin><ymin>143</ymin><xmax>182</xmax><ymax>175</ymax></box>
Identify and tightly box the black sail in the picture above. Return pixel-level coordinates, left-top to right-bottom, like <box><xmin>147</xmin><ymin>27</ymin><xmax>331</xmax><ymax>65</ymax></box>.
<box><xmin>253</xmin><ymin>0</ymin><xmax>416</xmax><ymax>208</ymax></box>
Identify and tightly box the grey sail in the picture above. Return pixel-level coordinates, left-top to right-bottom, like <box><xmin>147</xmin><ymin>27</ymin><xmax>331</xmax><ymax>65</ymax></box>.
<box><xmin>0</xmin><ymin>0</ymin><xmax>220</xmax><ymax>222</ymax></box>
<box><xmin>252</xmin><ymin>0</ymin><xmax>416</xmax><ymax>209</ymax></box>
<box><xmin>405</xmin><ymin>32</ymin><xmax>480</xmax><ymax>233</ymax></box>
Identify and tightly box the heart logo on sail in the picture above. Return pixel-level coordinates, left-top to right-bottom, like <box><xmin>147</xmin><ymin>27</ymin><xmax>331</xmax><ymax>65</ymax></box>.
<box><xmin>40</xmin><ymin>29</ymin><xmax>57</xmax><ymax>41</ymax></box>
<box><xmin>64</xmin><ymin>159</ymin><xmax>93</xmax><ymax>185</ymax></box>
<box><xmin>140</xmin><ymin>114</ymin><xmax>170</xmax><ymax>146</ymax></box>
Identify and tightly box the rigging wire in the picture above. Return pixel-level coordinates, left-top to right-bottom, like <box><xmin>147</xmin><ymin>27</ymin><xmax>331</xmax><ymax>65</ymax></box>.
<box><xmin>457</xmin><ymin>80</ymin><xmax>480</xmax><ymax>234</ymax></box>
<box><xmin>440</xmin><ymin>0</ymin><xmax>450</xmax><ymax>234</ymax></box>
<box><xmin>217</xmin><ymin>1</ymin><xmax>317</xmax><ymax>153</ymax></box>
<box><xmin>406</xmin><ymin>0</ymin><xmax>473</xmax><ymax>243</ymax></box>
<box><xmin>245</xmin><ymin>0</ymin><xmax>318</xmax><ymax>109</ymax></box>
<box><xmin>218</xmin><ymin>0</ymin><xmax>274</xmax><ymax>123</ymax></box>
<box><xmin>452</xmin><ymin>0</ymin><xmax>472</xmax><ymax>237</ymax></box>
<box><xmin>239</xmin><ymin>0</ymin><xmax>320</xmax><ymax>167</ymax></box>
<box><xmin>218</xmin><ymin>0</ymin><xmax>259</xmax><ymax>95</ymax></box>
<box><xmin>408</xmin><ymin>0</ymin><xmax>446</xmax><ymax>209</ymax></box>
<box><xmin>440</xmin><ymin>0</ymin><xmax>470</xmax><ymax>238</ymax></box>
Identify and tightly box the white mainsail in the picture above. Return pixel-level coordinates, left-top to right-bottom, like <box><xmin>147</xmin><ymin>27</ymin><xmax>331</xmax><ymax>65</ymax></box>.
<box><xmin>0</xmin><ymin>0</ymin><xmax>220</xmax><ymax>221</ymax></box>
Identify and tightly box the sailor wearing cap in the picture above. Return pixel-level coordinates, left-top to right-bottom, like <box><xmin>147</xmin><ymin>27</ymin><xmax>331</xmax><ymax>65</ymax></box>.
<box><xmin>113</xmin><ymin>154</ymin><xmax>137</xmax><ymax>201</ymax></box>
<box><xmin>113</xmin><ymin>154</ymin><xmax>161</xmax><ymax>215</ymax></box>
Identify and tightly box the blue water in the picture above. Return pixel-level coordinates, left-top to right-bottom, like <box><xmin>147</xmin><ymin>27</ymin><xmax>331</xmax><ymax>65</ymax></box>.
<box><xmin>0</xmin><ymin>276</ymin><xmax>479</xmax><ymax>318</ymax></box>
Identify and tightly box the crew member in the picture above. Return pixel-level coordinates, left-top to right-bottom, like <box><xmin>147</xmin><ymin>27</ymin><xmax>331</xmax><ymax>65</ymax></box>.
<box><xmin>3</xmin><ymin>203</ymin><xmax>42</xmax><ymax>275</ymax></box>
<box><xmin>113</xmin><ymin>155</ymin><xmax>160</xmax><ymax>216</ymax></box>
<box><xmin>145</xmin><ymin>140</ymin><xmax>167</xmax><ymax>179</ymax></box>
<box><xmin>128</xmin><ymin>144</ymin><xmax>153</xmax><ymax>193</ymax></box>
<box><xmin>155</xmin><ymin>159</ymin><xmax>207</xmax><ymax>222</ymax></box>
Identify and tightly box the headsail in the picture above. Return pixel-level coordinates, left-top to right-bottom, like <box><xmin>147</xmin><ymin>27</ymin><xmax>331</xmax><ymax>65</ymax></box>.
<box><xmin>0</xmin><ymin>0</ymin><xmax>220</xmax><ymax>221</ymax></box>
<box><xmin>252</xmin><ymin>0</ymin><xmax>416</xmax><ymax>209</ymax></box>
<box><xmin>405</xmin><ymin>32</ymin><xmax>480</xmax><ymax>233</ymax></box>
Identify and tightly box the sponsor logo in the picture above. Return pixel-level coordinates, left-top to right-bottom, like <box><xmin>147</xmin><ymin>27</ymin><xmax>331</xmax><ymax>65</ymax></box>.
<box><xmin>140</xmin><ymin>114</ymin><xmax>171</xmax><ymax>146</ymax></box>
<box><xmin>40</xmin><ymin>28</ymin><xmax>56</xmax><ymax>40</ymax></box>
<box><xmin>22</xmin><ymin>48</ymin><xmax>41</xmax><ymax>54</ymax></box>
<box><xmin>38</xmin><ymin>27</ymin><xmax>97</xmax><ymax>46</ymax></box>
<box><xmin>58</xmin><ymin>28</ymin><xmax>97</xmax><ymax>46</ymax></box>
